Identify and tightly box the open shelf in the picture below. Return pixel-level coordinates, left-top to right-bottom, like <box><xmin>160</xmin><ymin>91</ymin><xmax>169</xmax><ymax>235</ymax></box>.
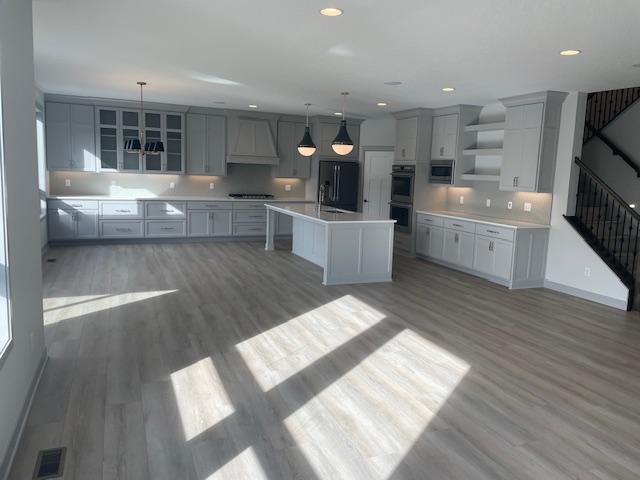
<box><xmin>464</xmin><ymin>122</ymin><xmax>506</xmax><ymax>132</ymax></box>
<box><xmin>463</xmin><ymin>147</ymin><xmax>503</xmax><ymax>156</ymax></box>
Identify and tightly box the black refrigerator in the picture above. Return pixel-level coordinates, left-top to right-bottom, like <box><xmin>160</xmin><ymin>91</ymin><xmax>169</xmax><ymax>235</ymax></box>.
<box><xmin>318</xmin><ymin>160</ymin><xmax>359</xmax><ymax>211</ymax></box>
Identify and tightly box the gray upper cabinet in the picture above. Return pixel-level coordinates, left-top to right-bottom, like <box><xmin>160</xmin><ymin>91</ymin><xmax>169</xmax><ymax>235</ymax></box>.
<box><xmin>431</xmin><ymin>114</ymin><xmax>459</xmax><ymax>160</ymax></box>
<box><xmin>499</xmin><ymin>91</ymin><xmax>568</xmax><ymax>193</ymax></box>
<box><xmin>393</xmin><ymin>109</ymin><xmax>433</xmax><ymax>164</ymax></box>
<box><xmin>46</xmin><ymin>102</ymin><xmax>96</xmax><ymax>171</ymax></box>
<box><xmin>274</xmin><ymin>121</ymin><xmax>311</xmax><ymax>178</ymax></box>
<box><xmin>186</xmin><ymin>114</ymin><xmax>226</xmax><ymax>175</ymax></box>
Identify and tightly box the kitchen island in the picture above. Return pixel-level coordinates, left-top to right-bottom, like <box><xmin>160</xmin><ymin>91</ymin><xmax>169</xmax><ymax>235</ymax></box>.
<box><xmin>265</xmin><ymin>203</ymin><xmax>396</xmax><ymax>285</ymax></box>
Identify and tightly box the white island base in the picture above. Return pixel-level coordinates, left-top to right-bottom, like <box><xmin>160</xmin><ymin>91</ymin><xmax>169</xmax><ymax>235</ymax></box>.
<box><xmin>265</xmin><ymin>204</ymin><xmax>396</xmax><ymax>286</ymax></box>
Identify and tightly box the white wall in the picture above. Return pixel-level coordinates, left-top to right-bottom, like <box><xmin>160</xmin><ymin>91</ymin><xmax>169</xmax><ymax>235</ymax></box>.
<box><xmin>545</xmin><ymin>92</ymin><xmax>629</xmax><ymax>309</ymax></box>
<box><xmin>359</xmin><ymin>114</ymin><xmax>396</xmax><ymax>147</ymax></box>
<box><xmin>581</xmin><ymin>98</ymin><xmax>640</xmax><ymax>207</ymax></box>
<box><xmin>0</xmin><ymin>0</ymin><xmax>47</xmax><ymax>475</ymax></box>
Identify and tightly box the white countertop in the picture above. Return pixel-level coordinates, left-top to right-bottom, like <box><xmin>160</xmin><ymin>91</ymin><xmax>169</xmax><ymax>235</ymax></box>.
<box><xmin>48</xmin><ymin>195</ymin><xmax>312</xmax><ymax>203</ymax></box>
<box><xmin>267</xmin><ymin>203</ymin><xmax>397</xmax><ymax>224</ymax></box>
<box><xmin>416</xmin><ymin>210</ymin><xmax>550</xmax><ymax>229</ymax></box>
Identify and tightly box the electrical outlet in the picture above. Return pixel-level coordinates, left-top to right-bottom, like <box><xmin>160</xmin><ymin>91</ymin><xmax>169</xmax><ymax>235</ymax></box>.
<box><xmin>486</xmin><ymin>199</ymin><xmax>491</xmax><ymax>208</ymax></box>
<box><xmin>65</xmin><ymin>178</ymin><xmax>71</xmax><ymax>187</ymax></box>
<box><xmin>285</xmin><ymin>184</ymin><xmax>292</xmax><ymax>192</ymax></box>
<box><xmin>459</xmin><ymin>195</ymin><xmax>464</xmax><ymax>205</ymax></box>
<box><xmin>584</xmin><ymin>267</ymin><xmax>591</xmax><ymax>277</ymax></box>
<box><xmin>507</xmin><ymin>201</ymin><xmax>513</xmax><ymax>210</ymax></box>
<box><xmin>169</xmin><ymin>182</ymin><xmax>175</xmax><ymax>189</ymax></box>
<box><xmin>524</xmin><ymin>202</ymin><xmax>532</xmax><ymax>212</ymax></box>
<box><xmin>209</xmin><ymin>182</ymin><xmax>215</xmax><ymax>190</ymax></box>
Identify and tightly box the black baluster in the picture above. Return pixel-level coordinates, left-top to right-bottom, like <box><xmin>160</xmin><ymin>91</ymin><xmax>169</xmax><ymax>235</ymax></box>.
<box><xmin>613</xmin><ymin>204</ymin><xmax>621</xmax><ymax>264</ymax></box>
<box><xmin>632</xmin><ymin>220</ymin><xmax>640</xmax><ymax>278</ymax></box>
<box><xmin>591</xmin><ymin>181</ymin><xmax>599</xmax><ymax>234</ymax></box>
<box><xmin>597</xmin><ymin>187</ymin><xmax>604</xmax><ymax>245</ymax></box>
<box><xmin>619</xmin><ymin>209</ymin><xmax>627</xmax><ymax>269</ymax></box>
<box><xmin>625</xmin><ymin>215</ymin><xmax>633</xmax><ymax>273</ymax></box>
<box><xmin>603</xmin><ymin>193</ymin><xmax>611</xmax><ymax>251</ymax></box>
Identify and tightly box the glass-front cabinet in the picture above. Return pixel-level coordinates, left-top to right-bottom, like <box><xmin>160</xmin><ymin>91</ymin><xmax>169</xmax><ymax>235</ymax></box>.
<box><xmin>95</xmin><ymin>107</ymin><xmax>184</xmax><ymax>174</ymax></box>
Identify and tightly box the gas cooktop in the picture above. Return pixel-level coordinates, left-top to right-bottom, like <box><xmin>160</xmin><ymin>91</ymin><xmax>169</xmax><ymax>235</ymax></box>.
<box><xmin>228</xmin><ymin>193</ymin><xmax>275</xmax><ymax>199</ymax></box>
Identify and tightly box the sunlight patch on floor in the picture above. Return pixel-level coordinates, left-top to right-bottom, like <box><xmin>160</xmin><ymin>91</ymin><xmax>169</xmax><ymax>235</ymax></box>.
<box><xmin>203</xmin><ymin>447</ymin><xmax>267</xmax><ymax>480</ymax></box>
<box><xmin>235</xmin><ymin>295</ymin><xmax>387</xmax><ymax>391</ymax></box>
<box><xmin>170</xmin><ymin>357</ymin><xmax>235</xmax><ymax>442</ymax></box>
<box><xmin>283</xmin><ymin>328</ymin><xmax>470</xmax><ymax>479</ymax></box>
<box><xmin>43</xmin><ymin>290</ymin><xmax>178</xmax><ymax>324</ymax></box>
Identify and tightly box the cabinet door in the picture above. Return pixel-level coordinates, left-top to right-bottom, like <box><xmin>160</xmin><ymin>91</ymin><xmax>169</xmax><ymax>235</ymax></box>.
<box><xmin>206</xmin><ymin>115</ymin><xmax>226</xmax><ymax>175</ymax></box>
<box><xmin>70</xmin><ymin>105</ymin><xmax>96</xmax><ymax>171</ymax></box>
<box><xmin>76</xmin><ymin>211</ymin><xmax>99</xmax><ymax>239</ymax></box>
<box><xmin>443</xmin><ymin>114</ymin><xmax>459</xmax><ymax>159</ymax></box>
<box><xmin>473</xmin><ymin>236</ymin><xmax>494</xmax><ymax>276</ymax></box>
<box><xmin>395</xmin><ymin>117</ymin><xmax>418</xmax><ymax>162</ymax></box>
<box><xmin>96</xmin><ymin>108</ymin><xmax>119</xmax><ymax>171</ymax></box>
<box><xmin>48</xmin><ymin>209</ymin><xmax>75</xmax><ymax>240</ymax></box>
<box><xmin>415</xmin><ymin>224</ymin><xmax>429</xmax><ymax>256</ymax></box>
<box><xmin>45</xmin><ymin>103</ymin><xmax>72</xmax><ymax>170</ymax></box>
<box><xmin>187</xmin><ymin>114</ymin><xmax>206</xmax><ymax>174</ymax></box>
<box><xmin>492</xmin><ymin>239</ymin><xmax>514</xmax><ymax>281</ymax></box>
<box><xmin>276</xmin><ymin>121</ymin><xmax>295</xmax><ymax>177</ymax></box>
<box><xmin>120</xmin><ymin>110</ymin><xmax>141</xmax><ymax>172</ymax></box>
<box><xmin>188</xmin><ymin>211</ymin><xmax>210</xmax><ymax>237</ymax></box>
<box><xmin>427</xmin><ymin>226</ymin><xmax>445</xmax><ymax>260</ymax></box>
<box><xmin>443</xmin><ymin>229</ymin><xmax>460</xmax><ymax>264</ymax></box>
<box><xmin>458</xmin><ymin>231</ymin><xmax>475</xmax><ymax>268</ymax></box>
<box><xmin>211</xmin><ymin>211</ymin><xmax>233</xmax><ymax>236</ymax></box>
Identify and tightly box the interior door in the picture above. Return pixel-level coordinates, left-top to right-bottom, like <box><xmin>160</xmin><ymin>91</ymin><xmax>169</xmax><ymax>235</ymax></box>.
<box><xmin>363</xmin><ymin>151</ymin><xmax>393</xmax><ymax>217</ymax></box>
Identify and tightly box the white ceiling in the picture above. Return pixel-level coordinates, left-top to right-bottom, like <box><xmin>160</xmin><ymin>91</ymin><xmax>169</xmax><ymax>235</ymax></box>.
<box><xmin>33</xmin><ymin>0</ymin><xmax>640</xmax><ymax>117</ymax></box>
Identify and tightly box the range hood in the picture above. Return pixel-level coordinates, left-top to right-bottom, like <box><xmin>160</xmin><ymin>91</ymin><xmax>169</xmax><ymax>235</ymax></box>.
<box><xmin>227</xmin><ymin>114</ymin><xmax>280</xmax><ymax>165</ymax></box>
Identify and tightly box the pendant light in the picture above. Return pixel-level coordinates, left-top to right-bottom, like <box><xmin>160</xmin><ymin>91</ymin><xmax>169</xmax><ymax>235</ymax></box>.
<box><xmin>297</xmin><ymin>103</ymin><xmax>317</xmax><ymax>157</ymax></box>
<box><xmin>332</xmin><ymin>92</ymin><xmax>354</xmax><ymax>155</ymax></box>
<box><xmin>124</xmin><ymin>81</ymin><xmax>164</xmax><ymax>156</ymax></box>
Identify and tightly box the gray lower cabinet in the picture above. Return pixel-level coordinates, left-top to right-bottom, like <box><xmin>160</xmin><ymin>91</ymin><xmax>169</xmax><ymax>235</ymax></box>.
<box><xmin>473</xmin><ymin>236</ymin><xmax>514</xmax><ymax>281</ymax></box>
<box><xmin>46</xmin><ymin>102</ymin><xmax>96</xmax><ymax>171</ymax></box>
<box><xmin>100</xmin><ymin>221</ymin><xmax>144</xmax><ymax>238</ymax></box>
<box><xmin>188</xmin><ymin>211</ymin><xmax>232</xmax><ymax>237</ymax></box>
<box><xmin>48</xmin><ymin>208</ymin><xmax>99</xmax><ymax>240</ymax></box>
<box><xmin>442</xmin><ymin>229</ymin><xmax>475</xmax><ymax>269</ymax></box>
<box><xmin>186</xmin><ymin>114</ymin><xmax>226</xmax><ymax>175</ymax></box>
<box><xmin>146</xmin><ymin>220</ymin><xmax>186</xmax><ymax>237</ymax></box>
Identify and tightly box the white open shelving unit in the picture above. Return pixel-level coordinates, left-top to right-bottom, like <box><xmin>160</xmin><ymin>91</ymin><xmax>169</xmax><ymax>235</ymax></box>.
<box><xmin>461</xmin><ymin>120</ymin><xmax>505</xmax><ymax>183</ymax></box>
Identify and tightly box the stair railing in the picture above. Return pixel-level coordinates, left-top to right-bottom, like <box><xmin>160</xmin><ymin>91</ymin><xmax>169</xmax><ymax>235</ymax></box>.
<box><xmin>583</xmin><ymin>87</ymin><xmax>640</xmax><ymax>143</ymax></box>
<box><xmin>572</xmin><ymin>157</ymin><xmax>640</xmax><ymax>290</ymax></box>
<box><xmin>584</xmin><ymin>122</ymin><xmax>640</xmax><ymax>178</ymax></box>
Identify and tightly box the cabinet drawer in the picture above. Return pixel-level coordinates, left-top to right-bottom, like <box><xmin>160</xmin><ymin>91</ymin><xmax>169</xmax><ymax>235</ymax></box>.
<box><xmin>416</xmin><ymin>213</ymin><xmax>444</xmax><ymax>227</ymax></box>
<box><xmin>146</xmin><ymin>220</ymin><xmax>186</xmax><ymax>237</ymax></box>
<box><xmin>100</xmin><ymin>220</ymin><xmax>144</xmax><ymax>238</ymax></box>
<box><xmin>476</xmin><ymin>224</ymin><xmax>515</xmax><ymax>242</ymax></box>
<box><xmin>234</xmin><ymin>223</ymin><xmax>266</xmax><ymax>236</ymax></box>
<box><xmin>100</xmin><ymin>201</ymin><xmax>143</xmax><ymax>218</ymax></box>
<box><xmin>48</xmin><ymin>199</ymin><xmax>99</xmax><ymax>211</ymax></box>
<box><xmin>234</xmin><ymin>210</ymin><xmax>267</xmax><ymax>223</ymax></box>
<box><xmin>145</xmin><ymin>201</ymin><xmax>186</xmax><ymax>219</ymax></box>
<box><xmin>187</xmin><ymin>201</ymin><xmax>232</xmax><ymax>210</ymax></box>
<box><xmin>444</xmin><ymin>218</ymin><xmax>476</xmax><ymax>233</ymax></box>
<box><xmin>232</xmin><ymin>202</ymin><xmax>266</xmax><ymax>210</ymax></box>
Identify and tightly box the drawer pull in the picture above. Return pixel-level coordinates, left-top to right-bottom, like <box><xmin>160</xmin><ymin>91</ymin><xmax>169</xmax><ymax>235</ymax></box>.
<box><xmin>115</xmin><ymin>228</ymin><xmax>132</xmax><ymax>232</ymax></box>
<box><xmin>160</xmin><ymin>227</ymin><xmax>176</xmax><ymax>231</ymax></box>
<box><xmin>70</xmin><ymin>204</ymin><xmax>82</xmax><ymax>207</ymax></box>
<box><xmin>452</xmin><ymin>223</ymin><xmax>464</xmax><ymax>228</ymax></box>
<box><xmin>248</xmin><ymin>215</ymin><xmax>264</xmax><ymax>219</ymax></box>
<box><xmin>205</xmin><ymin>205</ymin><xmax>219</xmax><ymax>208</ymax></box>
<box><xmin>115</xmin><ymin>209</ymin><xmax>132</xmax><ymax>213</ymax></box>
<box><xmin>161</xmin><ymin>209</ymin><xmax>173</xmax><ymax>213</ymax></box>
<box><xmin>486</xmin><ymin>229</ymin><xmax>500</xmax><ymax>234</ymax></box>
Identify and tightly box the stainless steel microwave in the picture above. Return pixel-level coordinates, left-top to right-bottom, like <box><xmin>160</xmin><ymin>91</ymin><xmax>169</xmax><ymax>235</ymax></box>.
<box><xmin>429</xmin><ymin>160</ymin><xmax>454</xmax><ymax>184</ymax></box>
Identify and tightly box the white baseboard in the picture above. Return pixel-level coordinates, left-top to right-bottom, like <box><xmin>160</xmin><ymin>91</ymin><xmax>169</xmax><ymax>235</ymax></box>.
<box><xmin>543</xmin><ymin>280</ymin><xmax>628</xmax><ymax>310</ymax></box>
<box><xmin>0</xmin><ymin>349</ymin><xmax>48</xmax><ymax>480</ymax></box>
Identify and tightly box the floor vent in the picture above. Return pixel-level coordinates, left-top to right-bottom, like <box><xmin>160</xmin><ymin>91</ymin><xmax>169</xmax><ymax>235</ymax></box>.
<box><xmin>46</xmin><ymin>258</ymin><xmax>56</xmax><ymax>263</ymax></box>
<box><xmin>33</xmin><ymin>447</ymin><xmax>66</xmax><ymax>479</ymax></box>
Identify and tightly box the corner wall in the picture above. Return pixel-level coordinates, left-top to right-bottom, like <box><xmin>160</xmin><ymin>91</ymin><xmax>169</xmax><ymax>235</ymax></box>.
<box><xmin>0</xmin><ymin>0</ymin><xmax>47</xmax><ymax>475</ymax></box>
<box><xmin>545</xmin><ymin>92</ymin><xmax>629</xmax><ymax>309</ymax></box>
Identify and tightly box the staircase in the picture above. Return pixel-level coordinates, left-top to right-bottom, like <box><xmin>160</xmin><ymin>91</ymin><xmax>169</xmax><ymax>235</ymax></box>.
<box><xmin>565</xmin><ymin>87</ymin><xmax>640</xmax><ymax>310</ymax></box>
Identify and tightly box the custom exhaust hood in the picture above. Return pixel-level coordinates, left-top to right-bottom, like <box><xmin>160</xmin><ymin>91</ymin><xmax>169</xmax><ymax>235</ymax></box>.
<box><xmin>226</xmin><ymin>112</ymin><xmax>280</xmax><ymax>165</ymax></box>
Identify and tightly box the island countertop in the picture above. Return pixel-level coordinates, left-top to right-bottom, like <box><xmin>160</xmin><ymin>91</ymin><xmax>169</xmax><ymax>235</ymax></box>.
<box><xmin>48</xmin><ymin>195</ymin><xmax>312</xmax><ymax>203</ymax></box>
<box><xmin>266</xmin><ymin>203</ymin><xmax>397</xmax><ymax>224</ymax></box>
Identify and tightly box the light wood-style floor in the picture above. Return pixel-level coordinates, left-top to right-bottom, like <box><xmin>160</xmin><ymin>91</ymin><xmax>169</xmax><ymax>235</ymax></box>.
<box><xmin>10</xmin><ymin>240</ymin><xmax>640</xmax><ymax>479</ymax></box>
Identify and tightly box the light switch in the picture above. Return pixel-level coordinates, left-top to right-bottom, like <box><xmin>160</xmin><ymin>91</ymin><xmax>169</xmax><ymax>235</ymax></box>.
<box><xmin>524</xmin><ymin>202</ymin><xmax>532</xmax><ymax>212</ymax></box>
<box><xmin>209</xmin><ymin>183</ymin><xmax>215</xmax><ymax>190</ymax></box>
<box><xmin>285</xmin><ymin>185</ymin><xmax>292</xmax><ymax>192</ymax></box>
<box><xmin>65</xmin><ymin>178</ymin><xmax>71</xmax><ymax>187</ymax></box>
<box><xmin>459</xmin><ymin>195</ymin><xmax>464</xmax><ymax>205</ymax></box>
<box><xmin>486</xmin><ymin>199</ymin><xmax>491</xmax><ymax>208</ymax></box>
<box><xmin>507</xmin><ymin>201</ymin><xmax>513</xmax><ymax>210</ymax></box>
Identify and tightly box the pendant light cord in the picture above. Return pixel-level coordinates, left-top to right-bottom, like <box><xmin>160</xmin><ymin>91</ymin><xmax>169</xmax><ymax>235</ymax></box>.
<box><xmin>305</xmin><ymin>103</ymin><xmax>311</xmax><ymax>127</ymax></box>
<box><xmin>340</xmin><ymin>92</ymin><xmax>349</xmax><ymax>120</ymax></box>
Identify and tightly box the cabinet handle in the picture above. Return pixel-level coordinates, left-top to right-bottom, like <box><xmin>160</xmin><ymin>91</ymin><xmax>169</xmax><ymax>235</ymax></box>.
<box><xmin>115</xmin><ymin>209</ymin><xmax>132</xmax><ymax>213</ymax></box>
<box><xmin>486</xmin><ymin>229</ymin><xmax>500</xmax><ymax>234</ymax></box>
<box><xmin>440</xmin><ymin>146</ymin><xmax>444</xmax><ymax>156</ymax></box>
<box><xmin>115</xmin><ymin>228</ymin><xmax>132</xmax><ymax>232</ymax></box>
<box><xmin>452</xmin><ymin>223</ymin><xmax>463</xmax><ymax>228</ymax></box>
<box><xmin>426</xmin><ymin>228</ymin><xmax>430</xmax><ymax>236</ymax></box>
<box><xmin>160</xmin><ymin>227</ymin><xmax>176</xmax><ymax>231</ymax></box>
<box><xmin>489</xmin><ymin>241</ymin><xmax>494</xmax><ymax>252</ymax></box>
<box><xmin>70</xmin><ymin>204</ymin><xmax>83</xmax><ymax>207</ymax></box>
<box><xmin>401</xmin><ymin>148</ymin><xmax>406</xmax><ymax>158</ymax></box>
<box><xmin>248</xmin><ymin>215</ymin><xmax>264</xmax><ymax>219</ymax></box>
<box><xmin>161</xmin><ymin>209</ymin><xmax>173</xmax><ymax>213</ymax></box>
<box><xmin>454</xmin><ymin>233</ymin><xmax>459</xmax><ymax>243</ymax></box>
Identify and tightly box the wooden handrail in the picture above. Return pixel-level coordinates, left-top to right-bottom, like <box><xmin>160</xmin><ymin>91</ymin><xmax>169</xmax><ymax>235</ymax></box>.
<box><xmin>585</xmin><ymin>122</ymin><xmax>640</xmax><ymax>178</ymax></box>
<box><xmin>575</xmin><ymin>157</ymin><xmax>640</xmax><ymax>223</ymax></box>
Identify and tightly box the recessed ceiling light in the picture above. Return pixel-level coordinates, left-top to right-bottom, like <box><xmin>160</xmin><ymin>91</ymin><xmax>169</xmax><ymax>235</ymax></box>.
<box><xmin>334</xmin><ymin>112</ymin><xmax>343</xmax><ymax>116</ymax></box>
<box><xmin>249</xmin><ymin>104</ymin><xmax>258</xmax><ymax>108</ymax></box>
<box><xmin>377</xmin><ymin>102</ymin><xmax>388</xmax><ymax>106</ymax></box>
<box><xmin>560</xmin><ymin>49</ymin><xmax>582</xmax><ymax>56</ymax></box>
<box><xmin>442</xmin><ymin>87</ymin><xmax>455</xmax><ymax>92</ymax></box>
<box><xmin>384</xmin><ymin>81</ymin><xmax>402</xmax><ymax>86</ymax></box>
<box><xmin>320</xmin><ymin>7</ymin><xmax>343</xmax><ymax>17</ymax></box>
